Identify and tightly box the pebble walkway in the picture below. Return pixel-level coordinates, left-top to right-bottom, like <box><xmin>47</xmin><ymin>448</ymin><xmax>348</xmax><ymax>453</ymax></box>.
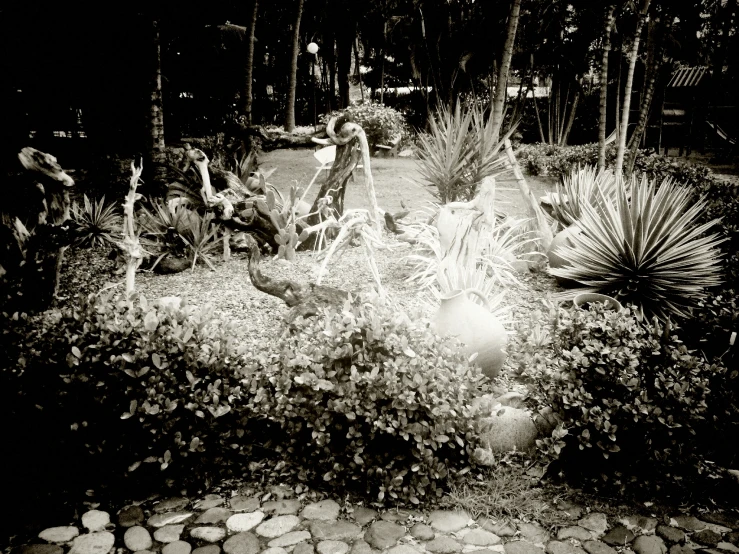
<box><xmin>13</xmin><ymin>490</ymin><xmax>739</xmax><ymax>554</ymax></box>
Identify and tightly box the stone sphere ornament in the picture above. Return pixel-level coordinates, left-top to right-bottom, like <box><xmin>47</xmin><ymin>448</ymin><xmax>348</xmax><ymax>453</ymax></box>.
<box><xmin>307</xmin><ymin>42</ymin><xmax>319</xmax><ymax>54</ymax></box>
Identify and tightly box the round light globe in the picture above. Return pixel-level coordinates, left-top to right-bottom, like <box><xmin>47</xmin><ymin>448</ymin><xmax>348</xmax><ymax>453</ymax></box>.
<box><xmin>307</xmin><ymin>42</ymin><xmax>319</xmax><ymax>54</ymax></box>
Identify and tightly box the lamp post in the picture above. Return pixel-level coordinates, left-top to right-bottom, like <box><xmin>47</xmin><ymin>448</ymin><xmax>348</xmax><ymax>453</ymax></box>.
<box><xmin>307</xmin><ymin>42</ymin><xmax>319</xmax><ymax>131</ymax></box>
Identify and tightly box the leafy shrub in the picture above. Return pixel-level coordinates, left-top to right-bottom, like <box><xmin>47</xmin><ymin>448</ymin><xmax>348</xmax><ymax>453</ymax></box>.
<box><xmin>417</xmin><ymin>103</ymin><xmax>509</xmax><ymax>203</ymax></box>
<box><xmin>1</xmin><ymin>292</ymin><xmax>250</xmax><ymax>505</ymax></box>
<box><xmin>70</xmin><ymin>194</ymin><xmax>122</xmax><ymax>248</ymax></box>
<box><xmin>321</xmin><ymin>101</ymin><xmax>409</xmax><ymax>150</ymax></box>
<box><xmin>549</xmin><ymin>175</ymin><xmax>726</xmax><ymax>321</ymax></box>
<box><xmin>537</xmin><ymin>303</ymin><xmax>725</xmax><ymax>492</ymax></box>
<box><xmin>515</xmin><ymin>143</ymin><xmax>618</xmax><ymax>179</ymax></box>
<box><xmin>247</xmin><ymin>290</ymin><xmax>490</xmax><ymax>503</ymax></box>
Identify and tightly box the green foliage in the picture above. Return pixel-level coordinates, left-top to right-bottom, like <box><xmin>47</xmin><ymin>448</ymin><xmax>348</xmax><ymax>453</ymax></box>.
<box><xmin>417</xmin><ymin>103</ymin><xmax>510</xmax><ymax>203</ymax></box>
<box><xmin>137</xmin><ymin>200</ymin><xmax>223</xmax><ymax>270</ymax></box>
<box><xmin>549</xmin><ymin>166</ymin><xmax>617</xmax><ymax>228</ymax></box>
<box><xmin>70</xmin><ymin>194</ymin><xmax>122</xmax><ymax>248</ymax></box>
<box><xmin>536</xmin><ymin>303</ymin><xmax>725</xmax><ymax>491</ymax></box>
<box><xmin>1</xmin><ymin>292</ymin><xmax>249</xmax><ymax>502</ymax></box>
<box><xmin>516</xmin><ymin>143</ymin><xmax>618</xmax><ymax>179</ymax></box>
<box><xmin>247</xmin><ymin>290</ymin><xmax>489</xmax><ymax>503</ymax></box>
<box><xmin>321</xmin><ymin>101</ymin><xmax>409</xmax><ymax>149</ymax></box>
<box><xmin>256</xmin><ymin>186</ymin><xmax>303</xmax><ymax>261</ymax></box>
<box><xmin>549</xmin><ymin>175</ymin><xmax>725</xmax><ymax>321</ymax></box>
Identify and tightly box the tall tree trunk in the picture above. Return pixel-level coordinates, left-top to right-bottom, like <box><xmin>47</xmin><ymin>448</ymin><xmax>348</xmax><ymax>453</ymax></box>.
<box><xmin>148</xmin><ymin>19</ymin><xmax>167</xmax><ymax>186</ymax></box>
<box><xmin>490</xmin><ymin>0</ymin><xmax>522</xmax><ymax>143</ymax></box>
<box><xmin>626</xmin><ymin>13</ymin><xmax>670</xmax><ymax>175</ymax></box>
<box><xmin>337</xmin><ymin>25</ymin><xmax>354</xmax><ymax>108</ymax></box>
<box><xmin>284</xmin><ymin>0</ymin><xmax>305</xmax><ymax>132</ymax></box>
<box><xmin>354</xmin><ymin>37</ymin><xmax>364</xmax><ymax>102</ymax></box>
<box><xmin>561</xmin><ymin>84</ymin><xmax>580</xmax><ymax>146</ymax></box>
<box><xmin>379</xmin><ymin>21</ymin><xmax>387</xmax><ymax>103</ymax></box>
<box><xmin>244</xmin><ymin>0</ymin><xmax>259</xmax><ymax>124</ymax></box>
<box><xmin>598</xmin><ymin>4</ymin><xmax>617</xmax><ymax>172</ymax></box>
<box><xmin>615</xmin><ymin>0</ymin><xmax>651</xmax><ymax>175</ymax></box>
<box><xmin>328</xmin><ymin>38</ymin><xmax>337</xmax><ymax>110</ymax></box>
<box><xmin>615</xmin><ymin>54</ymin><xmax>622</xmax><ymax>143</ymax></box>
<box><xmin>530</xmin><ymin>60</ymin><xmax>546</xmax><ymax>143</ymax></box>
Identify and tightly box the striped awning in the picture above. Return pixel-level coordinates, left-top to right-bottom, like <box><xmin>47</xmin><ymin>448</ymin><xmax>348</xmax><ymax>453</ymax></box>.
<box><xmin>667</xmin><ymin>66</ymin><xmax>709</xmax><ymax>87</ymax></box>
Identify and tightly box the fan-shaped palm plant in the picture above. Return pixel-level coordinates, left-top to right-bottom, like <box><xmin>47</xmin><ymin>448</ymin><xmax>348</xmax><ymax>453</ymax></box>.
<box><xmin>549</xmin><ymin>175</ymin><xmax>726</xmax><ymax>321</ymax></box>
<box><xmin>70</xmin><ymin>194</ymin><xmax>121</xmax><ymax>248</ymax></box>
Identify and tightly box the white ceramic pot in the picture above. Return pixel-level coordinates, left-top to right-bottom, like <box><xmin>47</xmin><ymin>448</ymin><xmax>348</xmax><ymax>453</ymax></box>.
<box><xmin>433</xmin><ymin>288</ymin><xmax>508</xmax><ymax>378</ymax></box>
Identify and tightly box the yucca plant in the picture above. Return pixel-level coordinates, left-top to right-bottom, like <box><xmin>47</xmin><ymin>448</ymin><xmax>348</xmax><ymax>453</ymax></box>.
<box><xmin>417</xmin><ymin>103</ymin><xmax>511</xmax><ymax>203</ymax></box>
<box><xmin>548</xmin><ymin>165</ymin><xmax>618</xmax><ymax>228</ymax></box>
<box><xmin>550</xmin><ymin>175</ymin><xmax>726</xmax><ymax>321</ymax></box>
<box><xmin>178</xmin><ymin>211</ymin><xmax>223</xmax><ymax>271</ymax></box>
<box><xmin>70</xmin><ymin>194</ymin><xmax>121</xmax><ymax>248</ymax></box>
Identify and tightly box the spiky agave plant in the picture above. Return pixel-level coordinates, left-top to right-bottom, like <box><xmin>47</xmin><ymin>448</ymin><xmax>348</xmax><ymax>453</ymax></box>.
<box><xmin>549</xmin><ymin>165</ymin><xmax>617</xmax><ymax>228</ymax></box>
<box><xmin>70</xmin><ymin>194</ymin><xmax>122</xmax><ymax>248</ymax></box>
<box><xmin>550</xmin><ymin>175</ymin><xmax>726</xmax><ymax>321</ymax></box>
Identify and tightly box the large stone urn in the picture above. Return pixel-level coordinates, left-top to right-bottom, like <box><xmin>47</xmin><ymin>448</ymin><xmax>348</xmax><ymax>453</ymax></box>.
<box><xmin>433</xmin><ymin>288</ymin><xmax>508</xmax><ymax>378</ymax></box>
<box><xmin>547</xmin><ymin>224</ymin><xmax>582</xmax><ymax>287</ymax></box>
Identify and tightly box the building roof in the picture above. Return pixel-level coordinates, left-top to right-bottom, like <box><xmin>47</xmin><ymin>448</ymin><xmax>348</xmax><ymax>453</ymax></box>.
<box><xmin>667</xmin><ymin>65</ymin><xmax>709</xmax><ymax>88</ymax></box>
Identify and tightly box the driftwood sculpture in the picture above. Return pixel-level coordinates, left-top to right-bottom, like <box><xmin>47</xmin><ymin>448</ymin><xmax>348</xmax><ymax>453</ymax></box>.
<box><xmin>0</xmin><ymin>147</ymin><xmax>77</xmax><ymax>311</ymax></box>
<box><xmin>241</xmin><ymin>233</ymin><xmax>349</xmax><ymax>320</ymax></box>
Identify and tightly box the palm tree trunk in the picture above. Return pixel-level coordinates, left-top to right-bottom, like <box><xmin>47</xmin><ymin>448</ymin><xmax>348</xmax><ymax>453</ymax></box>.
<box><xmin>244</xmin><ymin>0</ymin><xmax>259</xmax><ymax>124</ymax></box>
<box><xmin>615</xmin><ymin>0</ymin><xmax>651</xmax><ymax>175</ymax></box>
<box><xmin>626</xmin><ymin>14</ymin><xmax>666</xmax><ymax>175</ymax></box>
<box><xmin>284</xmin><ymin>0</ymin><xmax>305</xmax><ymax>133</ymax></box>
<box><xmin>148</xmin><ymin>19</ymin><xmax>167</xmax><ymax>186</ymax></box>
<box><xmin>490</xmin><ymin>0</ymin><xmax>522</xmax><ymax>143</ymax></box>
<box><xmin>561</xmin><ymin>84</ymin><xmax>580</xmax><ymax>146</ymax></box>
<box><xmin>598</xmin><ymin>4</ymin><xmax>617</xmax><ymax>173</ymax></box>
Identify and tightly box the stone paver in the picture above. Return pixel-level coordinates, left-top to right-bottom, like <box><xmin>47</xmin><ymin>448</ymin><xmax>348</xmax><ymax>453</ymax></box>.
<box><xmin>671</xmin><ymin>518</ymin><xmax>706</xmax><ymax>532</ymax></box>
<box><xmin>196</xmin><ymin>496</ymin><xmax>225</xmax><ymax>510</ymax></box>
<box><xmin>411</xmin><ymin>523</ymin><xmax>436</xmax><ymax>541</ymax></box>
<box><xmin>190</xmin><ymin>527</ymin><xmax>227</xmax><ymax>542</ymax></box>
<box><xmin>223</xmin><ymin>532</ymin><xmax>260</xmax><ymax>554</ymax></box>
<box><xmin>124</xmin><ymin>527</ymin><xmax>152</xmax><ymax>551</ymax></box>
<box><xmin>620</xmin><ymin>517</ymin><xmax>658</xmax><ymax>534</ymax></box>
<box><xmin>38</xmin><ymin>527</ymin><xmax>80</xmax><ymax>544</ymax></box>
<box><xmin>519</xmin><ymin>523</ymin><xmax>550</xmax><ymax>545</ymax></box>
<box><xmin>547</xmin><ymin>541</ymin><xmax>587</xmax><ymax>554</ymax></box>
<box><xmin>426</xmin><ymin>536</ymin><xmax>463</xmax><ymax>553</ymax></box>
<box><xmin>262</xmin><ymin>500</ymin><xmax>302</xmax><ymax>515</ymax></box>
<box><xmin>227</xmin><ymin>512</ymin><xmax>266</xmax><ymax>533</ymax></box>
<box><xmin>68</xmin><ymin>532</ymin><xmax>116</xmax><ymax>554</ymax></box>
<box><xmin>154</xmin><ymin>524</ymin><xmax>185</xmax><ymax>543</ymax></box>
<box><xmin>428</xmin><ymin>511</ymin><xmax>471</xmax><ymax>533</ymax></box>
<box><xmin>463</xmin><ymin>529</ymin><xmax>501</xmax><ymax>546</ymax></box>
<box><xmin>147</xmin><ymin>512</ymin><xmax>194</xmax><ymax>528</ymax></box>
<box><xmin>657</xmin><ymin>526</ymin><xmax>686</xmax><ymax>545</ymax></box>
<box><xmin>349</xmin><ymin>541</ymin><xmax>375</xmax><ymax>554</ymax></box>
<box><xmin>352</xmin><ymin>507</ymin><xmax>378</xmax><ymax>526</ymax></box>
<box><xmin>268</xmin><ymin>531</ymin><xmax>313</xmax><ymax>547</ymax></box>
<box><xmin>504</xmin><ymin>541</ymin><xmax>546</xmax><ymax>554</ymax></box>
<box><xmin>364</xmin><ymin>521</ymin><xmax>406</xmax><ymax>550</ymax></box>
<box><xmin>197</xmin><ymin>508</ymin><xmax>232</xmax><ymax>525</ymax></box>
<box><xmin>583</xmin><ymin>541</ymin><xmax>618</xmax><ymax>554</ymax></box>
<box><xmin>81</xmin><ymin>511</ymin><xmax>110</xmax><ymax>532</ymax></box>
<box><xmin>163</xmin><ymin>541</ymin><xmax>192</xmax><ymax>554</ymax></box>
<box><xmin>229</xmin><ymin>497</ymin><xmax>261</xmax><ymax>513</ymax></box>
<box><xmin>317</xmin><ymin>541</ymin><xmax>350</xmax><ymax>554</ymax></box>
<box><xmin>579</xmin><ymin>515</ymin><xmax>609</xmax><ymax>536</ymax></box>
<box><xmin>668</xmin><ymin>546</ymin><xmax>693</xmax><ymax>554</ymax></box>
<box><xmin>387</xmin><ymin>547</ymin><xmax>421</xmax><ymax>554</ymax></box>
<box><xmin>296</xmin><ymin>544</ymin><xmax>316</xmax><ymax>554</ymax></box>
<box><xmin>633</xmin><ymin>535</ymin><xmax>667</xmax><ymax>554</ymax></box>
<box><xmin>558</xmin><ymin>527</ymin><xmax>593</xmax><ymax>541</ymax></box>
<box><xmin>691</xmin><ymin>530</ymin><xmax>721</xmax><ymax>547</ymax></box>
<box><xmin>302</xmin><ymin>500</ymin><xmax>341</xmax><ymax>521</ymax></box>
<box><xmin>193</xmin><ymin>546</ymin><xmax>221</xmax><ymax>554</ymax></box>
<box><xmin>310</xmin><ymin>521</ymin><xmax>363</xmax><ymax>541</ymax></box>
<box><xmin>255</xmin><ymin>515</ymin><xmax>301</xmax><ymax>538</ymax></box>
<box><xmin>603</xmin><ymin>526</ymin><xmax>636</xmax><ymax>546</ymax></box>
<box><xmin>118</xmin><ymin>506</ymin><xmax>145</xmax><ymax>528</ymax></box>
<box><xmin>154</xmin><ymin>498</ymin><xmax>190</xmax><ymax>513</ymax></box>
